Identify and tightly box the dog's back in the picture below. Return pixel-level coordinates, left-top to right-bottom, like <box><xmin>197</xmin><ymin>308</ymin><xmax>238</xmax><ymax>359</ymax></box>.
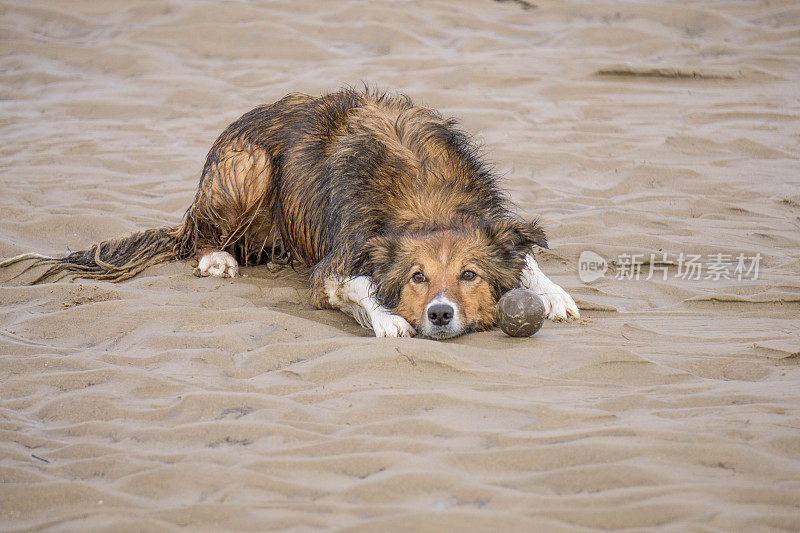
<box><xmin>186</xmin><ymin>88</ymin><xmax>517</xmax><ymax>284</ymax></box>
<box><xmin>3</xmin><ymin>89</ymin><xmax>511</xmax><ymax>283</ymax></box>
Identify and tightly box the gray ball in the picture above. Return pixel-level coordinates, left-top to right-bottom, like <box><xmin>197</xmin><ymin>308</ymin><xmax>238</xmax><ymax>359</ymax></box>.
<box><xmin>496</xmin><ymin>288</ymin><xmax>546</xmax><ymax>337</ymax></box>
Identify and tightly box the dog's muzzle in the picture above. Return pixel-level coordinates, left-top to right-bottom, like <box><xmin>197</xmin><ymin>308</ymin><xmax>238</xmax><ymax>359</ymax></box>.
<box><xmin>421</xmin><ymin>296</ymin><xmax>464</xmax><ymax>339</ymax></box>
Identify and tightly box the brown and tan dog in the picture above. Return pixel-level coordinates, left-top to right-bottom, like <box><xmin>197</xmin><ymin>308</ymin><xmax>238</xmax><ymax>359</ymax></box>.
<box><xmin>1</xmin><ymin>88</ymin><xmax>579</xmax><ymax>338</ymax></box>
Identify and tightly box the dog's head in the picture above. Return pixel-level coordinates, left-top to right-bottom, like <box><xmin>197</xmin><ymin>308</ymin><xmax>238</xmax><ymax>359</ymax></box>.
<box><xmin>357</xmin><ymin>219</ymin><xmax>546</xmax><ymax>339</ymax></box>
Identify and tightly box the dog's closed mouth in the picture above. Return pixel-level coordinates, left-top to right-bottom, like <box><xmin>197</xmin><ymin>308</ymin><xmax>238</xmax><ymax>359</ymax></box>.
<box><xmin>422</xmin><ymin>327</ymin><xmax>462</xmax><ymax>340</ymax></box>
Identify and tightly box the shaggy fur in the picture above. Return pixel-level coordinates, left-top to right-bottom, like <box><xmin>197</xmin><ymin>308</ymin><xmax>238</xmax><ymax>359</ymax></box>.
<box><xmin>1</xmin><ymin>87</ymin><xmax>561</xmax><ymax>336</ymax></box>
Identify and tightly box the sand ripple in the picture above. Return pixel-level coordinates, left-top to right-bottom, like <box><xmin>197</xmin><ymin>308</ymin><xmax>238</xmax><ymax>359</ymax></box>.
<box><xmin>2</xmin><ymin>0</ymin><xmax>799</xmax><ymax>530</ymax></box>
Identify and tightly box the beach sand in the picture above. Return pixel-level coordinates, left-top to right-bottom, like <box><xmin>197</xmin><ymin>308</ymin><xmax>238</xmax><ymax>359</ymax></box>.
<box><xmin>1</xmin><ymin>0</ymin><xmax>799</xmax><ymax>530</ymax></box>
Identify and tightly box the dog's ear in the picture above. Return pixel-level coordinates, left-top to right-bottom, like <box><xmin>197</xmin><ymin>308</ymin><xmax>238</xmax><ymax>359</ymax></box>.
<box><xmin>478</xmin><ymin>218</ymin><xmax>547</xmax><ymax>300</ymax></box>
<box><xmin>513</xmin><ymin>218</ymin><xmax>548</xmax><ymax>250</ymax></box>
<box><xmin>354</xmin><ymin>234</ymin><xmax>406</xmax><ymax>310</ymax></box>
<box><xmin>355</xmin><ymin>234</ymin><xmax>398</xmax><ymax>275</ymax></box>
<box><xmin>485</xmin><ymin>218</ymin><xmax>548</xmax><ymax>254</ymax></box>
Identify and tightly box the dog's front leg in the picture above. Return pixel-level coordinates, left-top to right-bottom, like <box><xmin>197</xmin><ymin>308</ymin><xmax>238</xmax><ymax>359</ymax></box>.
<box><xmin>324</xmin><ymin>276</ymin><xmax>414</xmax><ymax>337</ymax></box>
<box><xmin>519</xmin><ymin>253</ymin><xmax>580</xmax><ymax>321</ymax></box>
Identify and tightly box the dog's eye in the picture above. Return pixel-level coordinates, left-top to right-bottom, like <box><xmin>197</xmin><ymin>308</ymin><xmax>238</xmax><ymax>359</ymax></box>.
<box><xmin>412</xmin><ymin>272</ymin><xmax>427</xmax><ymax>283</ymax></box>
<box><xmin>461</xmin><ymin>270</ymin><xmax>477</xmax><ymax>281</ymax></box>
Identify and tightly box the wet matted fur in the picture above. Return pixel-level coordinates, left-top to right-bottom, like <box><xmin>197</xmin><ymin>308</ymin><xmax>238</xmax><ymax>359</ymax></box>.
<box><xmin>1</xmin><ymin>87</ymin><xmax>568</xmax><ymax>335</ymax></box>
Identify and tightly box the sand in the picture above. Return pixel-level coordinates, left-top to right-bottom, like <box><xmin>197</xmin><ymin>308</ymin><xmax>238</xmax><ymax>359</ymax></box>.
<box><xmin>1</xmin><ymin>0</ymin><xmax>799</xmax><ymax>530</ymax></box>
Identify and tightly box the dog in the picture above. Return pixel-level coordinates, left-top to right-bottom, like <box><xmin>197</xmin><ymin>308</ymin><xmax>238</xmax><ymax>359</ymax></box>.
<box><xmin>1</xmin><ymin>88</ymin><xmax>579</xmax><ymax>338</ymax></box>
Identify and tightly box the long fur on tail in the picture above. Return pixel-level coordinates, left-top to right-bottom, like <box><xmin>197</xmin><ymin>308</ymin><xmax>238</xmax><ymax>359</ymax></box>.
<box><xmin>0</xmin><ymin>226</ymin><xmax>182</xmax><ymax>284</ymax></box>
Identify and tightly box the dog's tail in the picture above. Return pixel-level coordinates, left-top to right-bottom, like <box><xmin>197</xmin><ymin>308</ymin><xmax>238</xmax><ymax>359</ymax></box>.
<box><xmin>0</xmin><ymin>226</ymin><xmax>187</xmax><ymax>284</ymax></box>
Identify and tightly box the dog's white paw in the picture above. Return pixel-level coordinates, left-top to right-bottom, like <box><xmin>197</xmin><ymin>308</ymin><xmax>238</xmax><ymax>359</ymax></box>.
<box><xmin>371</xmin><ymin>312</ymin><xmax>414</xmax><ymax>338</ymax></box>
<box><xmin>538</xmin><ymin>285</ymin><xmax>580</xmax><ymax>322</ymax></box>
<box><xmin>519</xmin><ymin>253</ymin><xmax>580</xmax><ymax>322</ymax></box>
<box><xmin>195</xmin><ymin>251</ymin><xmax>238</xmax><ymax>278</ymax></box>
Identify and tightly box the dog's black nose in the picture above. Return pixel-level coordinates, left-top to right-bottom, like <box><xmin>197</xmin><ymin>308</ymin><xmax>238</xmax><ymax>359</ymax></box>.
<box><xmin>427</xmin><ymin>303</ymin><xmax>453</xmax><ymax>326</ymax></box>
